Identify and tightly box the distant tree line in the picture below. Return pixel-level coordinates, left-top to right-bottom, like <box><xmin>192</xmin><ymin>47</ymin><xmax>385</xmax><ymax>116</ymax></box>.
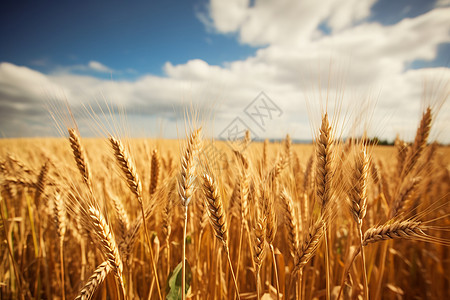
<box><xmin>345</xmin><ymin>137</ymin><xmax>394</xmax><ymax>146</ymax></box>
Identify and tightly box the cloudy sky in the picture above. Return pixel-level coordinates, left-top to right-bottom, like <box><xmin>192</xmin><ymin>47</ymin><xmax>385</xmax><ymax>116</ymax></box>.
<box><xmin>1</xmin><ymin>0</ymin><xmax>449</xmax><ymax>142</ymax></box>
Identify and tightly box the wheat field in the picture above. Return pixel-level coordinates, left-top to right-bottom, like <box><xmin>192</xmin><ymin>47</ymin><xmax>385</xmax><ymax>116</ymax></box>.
<box><xmin>0</xmin><ymin>108</ymin><xmax>449</xmax><ymax>300</ymax></box>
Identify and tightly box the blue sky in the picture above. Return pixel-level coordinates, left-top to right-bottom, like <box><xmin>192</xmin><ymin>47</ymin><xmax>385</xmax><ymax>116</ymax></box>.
<box><xmin>0</xmin><ymin>0</ymin><xmax>449</xmax><ymax>142</ymax></box>
<box><xmin>1</xmin><ymin>0</ymin><xmax>257</xmax><ymax>77</ymax></box>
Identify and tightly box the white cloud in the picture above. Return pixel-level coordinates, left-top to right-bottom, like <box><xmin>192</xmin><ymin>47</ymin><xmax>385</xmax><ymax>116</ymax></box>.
<box><xmin>0</xmin><ymin>1</ymin><xmax>449</xmax><ymax>142</ymax></box>
<box><xmin>209</xmin><ymin>0</ymin><xmax>250</xmax><ymax>33</ymax></box>
<box><xmin>199</xmin><ymin>0</ymin><xmax>377</xmax><ymax>46</ymax></box>
<box><xmin>88</xmin><ymin>61</ymin><xmax>113</xmax><ymax>73</ymax></box>
<box><xmin>435</xmin><ymin>0</ymin><xmax>450</xmax><ymax>8</ymax></box>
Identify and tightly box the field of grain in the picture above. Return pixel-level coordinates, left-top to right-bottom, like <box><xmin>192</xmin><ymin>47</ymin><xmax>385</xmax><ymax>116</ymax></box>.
<box><xmin>0</xmin><ymin>109</ymin><xmax>449</xmax><ymax>300</ymax></box>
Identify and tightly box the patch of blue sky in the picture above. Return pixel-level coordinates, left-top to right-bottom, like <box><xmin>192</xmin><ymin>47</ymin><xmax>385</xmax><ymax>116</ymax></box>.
<box><xmin>0</xmin><ymin>0</ymin><xmax>258</xmax><ymax>79</ymax></box>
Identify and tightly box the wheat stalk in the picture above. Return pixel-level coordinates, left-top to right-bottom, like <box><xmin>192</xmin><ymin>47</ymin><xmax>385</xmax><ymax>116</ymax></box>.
<box><xmin>109</xmin><ymin>136</ymin><xmax>162</xmax><ymax>299</ymax></box>
<box><xmin>201</xmin><ymin>172</ymin><xmax>241</xmax><ymax>299</ymax></box>
<box><xmin>258</xmin><ymin>185</ymin><xmax>280</xmax><ymax>299</ymax></box>
<box><xmin>54</xmin><ymin>192</ymin><xmax>66</xmax><ymax>300</ymax></box>
<box><xmin>348</xmin><ymin>144</ymin><xmax>370</xmax><ymax>299</ymax></box>
<box><xmin>315</xmin><ymin>113</ymin><xmax>335</xmax><ymax>300</ymax></box>
<box><xmin>178</xmin><ymin>128</ymin><xmax>202</xmax><ymax>207</ymax></box>
<box><xmin>162</xmin><ymin>179</ymin><xmax>174</xmax><ymax>276</ymax></box>
<box><xmin>178</xmin><ymin>128</ymin><xmax>202</xmax><ymax>300</ymax></box>
<box><xmin>119</xmin><ymin>200</ymin><xmax>158</xmax><ymax>264</ymax></box>
<box><xmin>253</xmin><ymin>217</ymin><xmax>266</xmax><ymax>300</ymax></box>
<box><xmin>234</xmin><ymin>165</ymin><xmax>250</xmax><ymax>290</ymax></box>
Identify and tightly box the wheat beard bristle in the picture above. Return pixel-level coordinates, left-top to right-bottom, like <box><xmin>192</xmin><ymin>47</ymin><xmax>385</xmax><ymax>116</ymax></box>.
<box><xmin>303</xmin><ymin>154</ymin><xmax>314</xmax><ymax>194</ymax></box>
<box><xmin>228</xmin><ymin>178</ymin><xmax>241</xmax><ymax>217</ymax></box>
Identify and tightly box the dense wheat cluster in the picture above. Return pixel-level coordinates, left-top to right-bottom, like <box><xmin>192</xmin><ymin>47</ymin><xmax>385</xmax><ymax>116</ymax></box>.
<box><xmin>0</xmin><ymin>107</ymin><xmax>449</xmax><ymax>300</ymax></box>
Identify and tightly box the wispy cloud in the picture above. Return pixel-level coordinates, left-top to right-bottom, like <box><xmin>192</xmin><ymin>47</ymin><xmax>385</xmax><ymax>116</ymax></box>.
<box><xmin>87</xmin><ymin>61</ymin><xmax>113</xmax><ymax>73</ymax></box>
<box><xmin>50</xmin><ymin>60</ymin><xmax>115</xmax><ymax>75</ymax></box>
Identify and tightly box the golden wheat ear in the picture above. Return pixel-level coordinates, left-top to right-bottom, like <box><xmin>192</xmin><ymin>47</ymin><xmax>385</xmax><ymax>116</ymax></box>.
<box><xmin>280</xmin><ymin>189</ymin><xmax>298</xmax><ymax>258</ymax></box>
<box><xmin>202</xmin><ymin>172</ymin><xmax>228</xmax><ymax>244</ymax></box>
<box><xmin>315</xmin><ymin>113</ymin><xmax>335</xmax><ymax>214</ymax></box>
<box><xmin>53</xmin><ymin>193</ymin><xmax>67</xmax><ymax>241</ymax></box>
<box><xmin>348</xmin><ymin>144</ymin><xmax>370</xmax><ymax>225</ymax></box>
<box><xmin>178</xmin><ymin>128</ymin><xmax>202</xmax><ymax>207</ymax></box>
<box><xmin>109</xmin><ymin>135</ymin><xmax>162</xmax><ymax>297</ymax></box>
<box><xmin>107</xmin><ymin>191</ymin><xmax>130</xmax><ymax>241</ymax></box>
<box><xmin>33</xmin><ymin>160</ymin><xmax>50</xmax><ymax>206</ymax></box>
<box><xmin>294</xmin><ymin>217</ymin><xmax>325</xmax><ymax>272</ymax></box>
<box><xmin>53</xmin><ymin>192</ymin><xmax>66</xmax><ymax>300</ymax></box>
<box><xmin>252</xmin><ymin>216</ymin><xmax>266</xmax><ymax>300</ymax></box>
<box><xmin>75</xmin><ymin>261</ymin><xmax>111</xmax><ymax>300</ymax></box>
<box><xmin>201</xmin><ymin>168</ymin><xmax>241</xmax><ymax>299</ymax></box>
<box><xmin>87</xmin><ymin>206</ymin><xmax>123</xmax><ymax>277</ymax></box>
<box><xmin>347</xmin><ymin>142</ymin><xmax>371</xmax><ymax>299</ymax></box>
<box><xmin>109</xmin><ymin>136</ymin><xmax>143</xmax><ymax>203</ymax></box>
<box><xmin>362</xmin><ymin>219</ymin><xmax>450</xmax><ymax>246</ymax></box>
<box><xmin>178</xmin><ymin>127</ymin><xmax>202</xmax><ymax>300</ymax></box>
<box><xmin>149</xmin><ymin>148</ymin><xmax>161</xmax><ymax>196</ymax></box>
<box><xmin>68</xmin><ymin>128</ymin><xmax>93</xmax><ymax>192</ymax></box>
<box><xmin>400</xmin><ymin>107</ymin><xmax>432</xmax><ymax>179</ymax></box>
